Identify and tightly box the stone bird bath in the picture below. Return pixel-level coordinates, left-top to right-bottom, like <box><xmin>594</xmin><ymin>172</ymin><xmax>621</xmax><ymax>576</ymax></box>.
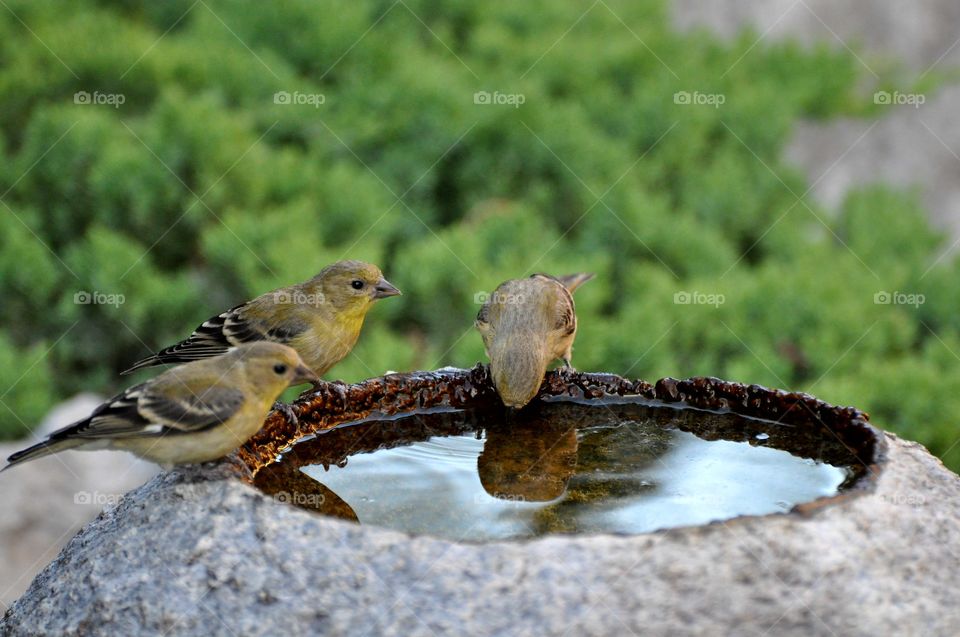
<box><xmin>2</xmin><ymin>366</ymin><xmax>958</xmax><ymax>636</ymax></box>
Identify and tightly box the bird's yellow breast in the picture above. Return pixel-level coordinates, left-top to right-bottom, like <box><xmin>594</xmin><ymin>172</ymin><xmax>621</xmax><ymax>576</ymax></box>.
<box><xmin>289</xmin><ymin>312</ymin><xmax>365</xmax><ymax>375</ymax></box>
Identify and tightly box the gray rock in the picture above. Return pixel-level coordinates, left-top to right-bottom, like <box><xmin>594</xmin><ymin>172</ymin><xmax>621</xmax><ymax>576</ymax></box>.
<box><xmin>0</xmin><ymin>395</ymin><xmax>158</xmax><ymax>610</ymax></box>
<box><xmin>784</xmin><ymin>85</ymin><xmax>960</xmax><ymax>241</ymax></box>
<box><xmin>671</xmin><ymin>0</ymin><xmax>960</xmax><ymax>71</ymax></box>
<box><xmin>671</xmin><ymin>0</ymin><xmax>960</xmax><ymax>243</ymax></box>
<box><xmin>2</xmin><ymin>432</ymin><xmax>958</xmax><ymax>637</ymax></box>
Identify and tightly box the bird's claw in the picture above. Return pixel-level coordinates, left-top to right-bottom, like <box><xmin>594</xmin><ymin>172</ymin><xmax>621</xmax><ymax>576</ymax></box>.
<box><xmin>296</xmin><ymin>381</ymin><xmax>320</xmax><ymax>400</ymax></box>
<box><xmin>272</xmin><ymin>401</ymin><xmax>299</xmax><ymax>426</ymax></box>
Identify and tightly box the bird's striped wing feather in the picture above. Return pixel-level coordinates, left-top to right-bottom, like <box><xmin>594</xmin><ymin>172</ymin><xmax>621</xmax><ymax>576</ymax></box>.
<box><xmin>122</xmin><ymin>304</ymin><xmax>268</xmax><ymax>373</ymax></box>
<box><xmin>42</xmin><ymin>382</ymin><xmax>246</xmax><ymax>443</ymax></box>
<box><xmin>48</xmin><ymin>384</ymin><xmax>156</xmax><ymax>440</ymax></box>
<box><xmin>533</xmin><ymin>275</ymin><xmax>576</xmax><ymax>336</ymax></box>
<box><xmin>138</xmin><ymin>385</ymin><xmax>245</xmax><ymax>433</ymax></box>
<box><xmin>554</xmin><ymin>287</ymin><xmax>576</xmax><ymax>336</ymax></box>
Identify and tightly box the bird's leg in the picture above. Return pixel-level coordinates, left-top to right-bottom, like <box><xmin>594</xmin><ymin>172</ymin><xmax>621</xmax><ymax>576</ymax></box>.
<box><xmin>272</xmin><ymin>401</ymin><xmax>299</xmax><ymax>426</ymax></box>
<box><xmin>296</xmin><ymin>379</ymin><xmax>324</xmax><ymax>401</ymax></box>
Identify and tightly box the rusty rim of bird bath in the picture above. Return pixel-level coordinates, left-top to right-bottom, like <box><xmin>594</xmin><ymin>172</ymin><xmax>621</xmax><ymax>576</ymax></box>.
<box><xmin>234</xmin><ymin>364</ymin><xmax>887</xmax><ymax>522</ymax></box>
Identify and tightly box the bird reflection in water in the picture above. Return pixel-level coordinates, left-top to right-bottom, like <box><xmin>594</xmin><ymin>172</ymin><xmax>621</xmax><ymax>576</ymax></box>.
<box><xmin>477</xmin><ymin>410</ymin><xmax>579</xmax><ymax>502</ymax></box>
<box><xmin>254</xmin><ymin>458</ymin><xmax>359</xmax><ymax>522</ymax></box>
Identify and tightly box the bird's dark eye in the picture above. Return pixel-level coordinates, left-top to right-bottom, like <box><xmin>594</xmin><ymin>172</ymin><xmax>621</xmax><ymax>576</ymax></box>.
<box><xmin>273</xmin><ymin>364</ymin><xmax>288</xmax><ymax>375</ymax></box>
<box><xmin>351</xmin><ymin>279</ymin><xmax>365</xmax><ymax>290</ymax></box>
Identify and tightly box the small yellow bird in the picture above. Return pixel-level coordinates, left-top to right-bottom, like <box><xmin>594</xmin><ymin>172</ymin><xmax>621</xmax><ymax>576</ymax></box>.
<box><xmin>3</xmin><ymin>343</ymin><xmax>318</xmax><ymax>469</ymax></box>
<box><xmin>123</xmin><ymin>260</ymin><xmax>400</xmax><ymax>377</ymax></box>
<box><xmin>475</xmin><ymin>272</ymin><xmax>593</xmax><ymax>409</ymax></box>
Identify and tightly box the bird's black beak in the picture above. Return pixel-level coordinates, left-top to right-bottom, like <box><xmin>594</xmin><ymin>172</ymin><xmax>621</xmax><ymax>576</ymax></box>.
<box><xmin>373</xmin><ymin>277</ymin><xmax>402</xmax><ymax>299</ymax></box>
<box><xmin>292</xmin><ymin>364</ymin><xmax>320</xmax><ymax>385</ymax></box>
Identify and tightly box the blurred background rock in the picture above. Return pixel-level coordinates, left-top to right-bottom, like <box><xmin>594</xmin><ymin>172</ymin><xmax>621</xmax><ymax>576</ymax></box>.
<box><xmin>0</xmin><ymin>395</ymin><xmax>157</xmax><ymax>607</ymax></box>
<box><xmin>1</xmin><ymin>0</ymin><xmax>960</xmax><ymax>608</ymax></box>
<box><xmin>674</xmin><ymin>0</ymin><xmax>960</xmax><ymax>243</ymax></box>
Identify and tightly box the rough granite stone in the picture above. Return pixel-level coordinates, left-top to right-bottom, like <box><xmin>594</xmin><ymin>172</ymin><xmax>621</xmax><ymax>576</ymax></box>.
<box><xmin>2</xmin><ymin>432</ymin><xmax>957</xmax><ymax>637</ymax></box>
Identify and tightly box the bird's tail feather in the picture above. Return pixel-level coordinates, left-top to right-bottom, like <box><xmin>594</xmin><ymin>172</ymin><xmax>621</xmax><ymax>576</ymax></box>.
<box><xmin>121</xmin><ymin>355</ymin><xmax>159</xmax><ymax>375</ymax></box>
<box><xmin>556</xmin><ymin>272</ymin><xmax>594</xmax><ymax>293</ymax></box>
<box><xmin>2</xmin><ymin>437</ymin><xmax>85</xmax><ymax>471</ymax></box>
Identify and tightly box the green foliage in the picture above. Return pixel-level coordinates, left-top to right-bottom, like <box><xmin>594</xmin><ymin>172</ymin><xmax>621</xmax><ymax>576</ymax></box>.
<box><xmin>0</xmin><ymin>332</ymin><xmax>55</xmax><ymax>439</ymax></box>
<box><xmin>0</xmin><ymin>0</ymin><xmax>957</xmax><ymax>471</ymax></box>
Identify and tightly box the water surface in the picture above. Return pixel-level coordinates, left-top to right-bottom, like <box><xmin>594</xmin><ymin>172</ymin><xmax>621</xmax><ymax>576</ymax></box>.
<box><xmin>256</xmin><ymin>401</ymin><xmax>854</xmax><ymax>540</ymax></box>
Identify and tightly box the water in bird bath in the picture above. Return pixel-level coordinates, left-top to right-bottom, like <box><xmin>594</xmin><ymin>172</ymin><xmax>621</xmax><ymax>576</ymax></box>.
<box><xmin>254</xmin><ymin>399</ymin><xmax>861</xmax><ymax>541</ymax></box>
